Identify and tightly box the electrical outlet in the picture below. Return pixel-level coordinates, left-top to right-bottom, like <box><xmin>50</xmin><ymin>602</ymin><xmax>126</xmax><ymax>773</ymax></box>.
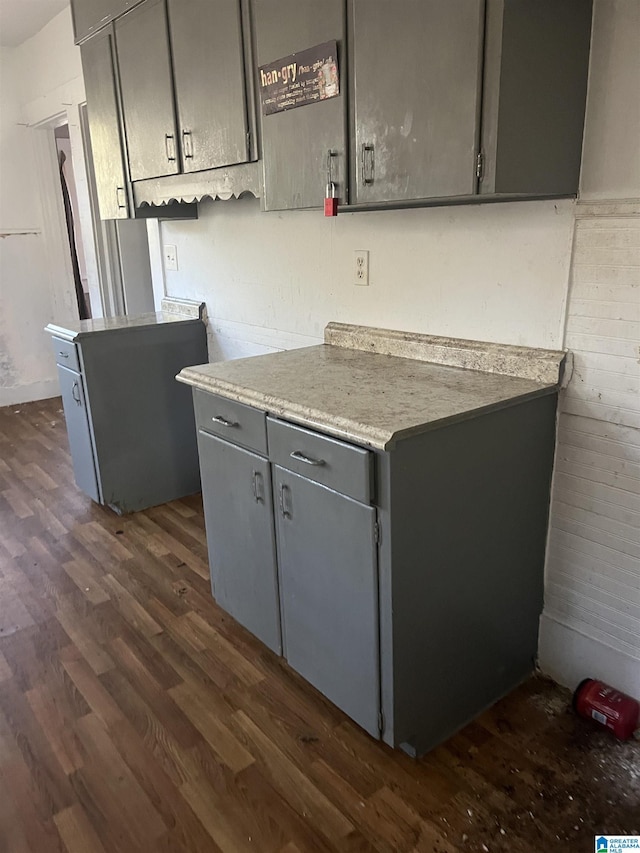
<box><xmin>164</xmin><ymin>244</ymin><xmax>178</xmax><ymax>271</ymax></box>
<box><xmin>354</xmin><ymin>250</ymin><xmax>369</xmax><ymax>286</ymax></box>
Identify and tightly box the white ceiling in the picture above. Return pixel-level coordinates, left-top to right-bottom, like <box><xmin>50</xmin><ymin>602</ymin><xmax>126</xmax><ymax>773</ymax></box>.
<box><xmin>0</xmin><ymin>0</ymin><xmax>69</xmax><ymax>48</ymax></box>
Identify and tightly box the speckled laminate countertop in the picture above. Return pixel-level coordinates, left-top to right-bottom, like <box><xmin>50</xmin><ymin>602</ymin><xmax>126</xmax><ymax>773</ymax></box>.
<box><xmin>177</xmin><ymin>324</ymin><xmax>567</xmax><ymax>451</ymax></box>
<box><xmin>45</xmin><ymin>298</ymin><xmax>205</xmax><ymax>342</ymax></box>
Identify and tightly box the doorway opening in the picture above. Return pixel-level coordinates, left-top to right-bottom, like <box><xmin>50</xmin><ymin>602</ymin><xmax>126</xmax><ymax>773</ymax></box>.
<box><xmin>54</xmin><ymin>123</ymin><xmax>91</xmax><ymax>319</ymax></box>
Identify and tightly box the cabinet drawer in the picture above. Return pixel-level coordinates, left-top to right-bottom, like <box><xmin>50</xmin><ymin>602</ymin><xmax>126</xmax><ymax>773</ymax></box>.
<box><xmin>194</xmin><ymin>389</ymin><xmax>267</xmax><ymax>455</ymax></box>
<box><xmin>52</xmin><ymin>337</ymin><xmax>81</xmax><ymax>372</ymax></box>
<box><xmin>267</xmin><ymin>417</ymin><xmax>373</xmax><ymax>504</ymax></box>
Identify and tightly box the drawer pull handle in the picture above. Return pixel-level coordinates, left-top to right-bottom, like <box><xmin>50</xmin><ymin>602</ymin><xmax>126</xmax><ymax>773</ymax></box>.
<box><xmin>211</xmin><ymin>415</ymin><xmax>239</xmax><ymax>428</ymax></box>
<box><xmin>182</xmin><ymin>130</ymin><xmax>194</xmax><ymax>159</ymax></box>
<box><xmin>362</xmin><ymin>142</ymin><xmax>375</xmax><ymax>185</ymax></box>
<box><xmin>165</xmin><ymin>133</ymin><xmax>177</xmax><ymax>162</ymax></box>
<box><xmin>59</xmin><ymin>352</ymin><xmax>69</xmax><ymax>358</ymax></box>
<box><xmin>71</xmin><ymin>381</ymin><xmax>82</xmax><ymax>406</ymax></box>
<box><xmin>290</xmin><ymin>450</ymin><xmax>326</xmax><ymax>467</ymax></box>
<box><xmin>279</xmin><ymin>483</ymin><xmax>292</xmax><ymax>519</ymax></box>
<box><xmin>252</xmin><ymin>470</ymin><xmax>264</xmax><ymax>503</ymax></box>
<box><xmin>116</xmin><ymin>186</ymin><xmax>127</xmax><ymax>210</ymax></box>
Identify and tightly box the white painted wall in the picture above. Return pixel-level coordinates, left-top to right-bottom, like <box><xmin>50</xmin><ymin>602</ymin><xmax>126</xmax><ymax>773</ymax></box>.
<box><xmin>0</xmin><ymin>46</ymin><xmax>61</xmax><ymax>405</ymax></box>
<box><xmin>160</xmin><ymin>197</ymin><xmax>576</xmax><ymax>358</ymax></box>
<box><xmin>540</xmin><ymin>0</ymin><xmax>640</xmax><ymax>699</ymax></box>
<box><xmin>541</xmin><ymin>205</ymin><xmax>639</xmax><ymax>699</ymax></box>
<box><xmin>0</xmin><ymin>6</ymin><xmax>100</xmax><ymax>406</ymax></box>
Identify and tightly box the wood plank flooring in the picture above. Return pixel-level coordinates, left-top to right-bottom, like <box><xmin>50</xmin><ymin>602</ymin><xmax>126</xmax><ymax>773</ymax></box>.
<box><xmin>0</xmin><ymin>397</ymin><xmax>638</xmax><ymax>853</ymax></box>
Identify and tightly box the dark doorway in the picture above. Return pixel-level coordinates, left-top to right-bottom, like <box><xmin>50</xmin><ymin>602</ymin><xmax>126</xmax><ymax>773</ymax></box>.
<box><xmin>55</xmin><ymin>124</ymin><xmax>91</xmax><ymax>319</ymax></box>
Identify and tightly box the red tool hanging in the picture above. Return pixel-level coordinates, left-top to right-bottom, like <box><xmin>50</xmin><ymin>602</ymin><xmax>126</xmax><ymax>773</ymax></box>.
<box><xmin>324</xmin><ymin>149</ymin><xmax>339</xmax><ymax>217</ymax></box>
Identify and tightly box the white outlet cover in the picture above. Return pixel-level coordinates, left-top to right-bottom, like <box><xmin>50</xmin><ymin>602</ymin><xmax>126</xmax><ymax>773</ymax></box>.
<box><xmin>164</xmin><ymin>244</ymin><xmax>178</xmax><ymax>271</ymax></box>
<box><xmin>354</xmin><ymin>250</ymin><xmax>369</xmax><ymax>286</ymax></box>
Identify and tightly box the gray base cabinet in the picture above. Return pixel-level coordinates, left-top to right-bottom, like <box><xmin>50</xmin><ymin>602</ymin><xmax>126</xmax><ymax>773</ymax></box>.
<box><xmin>274</xmin><ymin>466</ymin><xmax>380</xmax><ymax>738</ymax></box>
<box><xmin>57</xmin><ymin>364</ymin><xmax>101</xmax><ymax>502</ymax></box>
<box><xmin>49</xmin><ymin>317</ymin><xmax>207</xmax><ymax>514</ymax></box>
<box><xmin>193</xmin><ymin>387</ymin><xmax>558</xmax><ymax>755</ymax></box>
<box><xmin>197</xmin><ymin>430</ymin><xmax>281</xmax><ymax>654</ymax></box>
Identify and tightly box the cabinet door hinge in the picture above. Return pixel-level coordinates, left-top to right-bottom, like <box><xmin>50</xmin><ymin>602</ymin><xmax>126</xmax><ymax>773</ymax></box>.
<box><xmin>378</xmin><ymin>710</ymin><xmax>384</xmax><ymax>733</ymax></box>
<box><xmin>246</xmin><ymin>130</ymin><xmax>252</xmax><ymax>154</ymax></box>
<box><xmin>476</xmin><ymin>151</ymin><xmax>484</xmax><ymax>181</ymax></box>
<box><xmin>374</xmin><ymin>520</ymin><xmax>381</xmax><ymax>546</ymax></box>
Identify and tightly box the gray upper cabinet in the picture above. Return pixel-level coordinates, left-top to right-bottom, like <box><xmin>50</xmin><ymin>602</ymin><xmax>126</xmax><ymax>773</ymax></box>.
<box><xmin>350</xmin><ymin>0</ymin><xmax>484</xmax><ymax>204</ymax></box>
<box><xmin>81</xmin><ymin>26</ymin><xmax>130</xmax><ymax>219</ymax></box>
<box><xmin>72</xmin><ymin>0</ymin><xmax>140</xmax><ymax>43</ymax></box>
<box><xmin>167</xmin><ymin>0</ymin><xmax>250</xmax><ymax>173</ymax></box>
<box><xmin>115</xmin><ymin>0</ymin><xmax>180</xmax><ymax>182</ymax></box>
<box><xmin>480</xmin><ymin>0</ymin><xmax>593</xmax><ymax>197</ymax></box>
<box><xmin>253</xmin><ymin>0</ymin><xmax>347</xmax><ymax>210</ymax></box>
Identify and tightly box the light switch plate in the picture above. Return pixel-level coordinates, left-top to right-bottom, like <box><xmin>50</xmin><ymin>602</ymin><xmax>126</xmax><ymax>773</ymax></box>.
<box><xmin>164</xmin><ymin>244</ymin><xmax>178</xmax><ymax>271</ymax></box>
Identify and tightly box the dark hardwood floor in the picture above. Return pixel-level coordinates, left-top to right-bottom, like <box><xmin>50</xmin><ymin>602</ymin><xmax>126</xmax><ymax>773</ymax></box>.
<box><xmin>0</xmin><ymin>397</ymin><xmax>637</xmax><ymax>853</ymax></box>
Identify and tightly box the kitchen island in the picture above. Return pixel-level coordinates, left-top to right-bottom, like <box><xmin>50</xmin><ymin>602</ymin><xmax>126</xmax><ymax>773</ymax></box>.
<box><xmin>178</xmin><ymin>323</ymin><xmax>567</xmax><ymax>756</ymax></box>
<box><xmin>46</xmin><ymin>298</ymin><xmax>207</xmax><ymax>514</ymax></box>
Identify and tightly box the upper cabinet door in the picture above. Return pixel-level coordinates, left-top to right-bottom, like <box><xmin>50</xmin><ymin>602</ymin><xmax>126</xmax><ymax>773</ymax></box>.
<box><xmin>81</xmin><ymin>27</ymin><xmax>130</xmax><ymax>219</ymax></box>
<box><xmin>351</xmin><ymin>0</ymin><xmax>484</xmax><ymax>204</ymax></box>
<box><xmin>72</xmin><ymin>0</ymin><xmax>130</xmax><ymax>43</ymax></box>
<box><xmin>254</xmin><ymin>0</ymin><xmax>347</xmax><ymax>210</ymax></box>
<box><xmin>480</xmin><ymin>0</ymin><xmax>592</xmax><ymax>197</ymax></box>
<box><xmin>168</xmin><ymin>0</ymin><xmax>250</xmax><ymax>173</ymax></box>
<box><xmin>115</xmin><ymin>0</ymin><xmax>180</xmax><ymax>181</ymax></box>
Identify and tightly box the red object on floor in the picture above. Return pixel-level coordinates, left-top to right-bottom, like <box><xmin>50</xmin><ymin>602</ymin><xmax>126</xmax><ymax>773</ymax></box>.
<box><xmin>573</xmin><ymin>678</ymin><xmax>640</xmax><ymax>740</ymax></box>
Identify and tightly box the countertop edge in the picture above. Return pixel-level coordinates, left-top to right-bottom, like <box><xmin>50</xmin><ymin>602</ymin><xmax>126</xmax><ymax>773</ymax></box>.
<box><xmin>45</xmin><ymin>323</ymin><xmax>78</xmax><ymax>342</ymax></box>
<box><xmin>177</xmin><ymin>365</ymin><xmax>558</xmax><ymax>451</ymax></box>
<box><xmin>45</xmin><ymin>313</ymin><xmax>203</xmax><ymax>341</ymax></box>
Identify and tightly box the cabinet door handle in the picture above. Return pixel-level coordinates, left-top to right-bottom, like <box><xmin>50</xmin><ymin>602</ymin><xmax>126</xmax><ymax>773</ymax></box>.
<box><xmin>116</xmin><ymin>186</ymin><xmax>127</xmax><ymax>209</ymax></box>
<box><xmin>279</xmin><ymin>483</ymin><xmax>292</xmax><ymax>519</ymax></box>
<box><xmin>361</xmin><ymin>143</ymin><xmax>375</xmax><ymax>185</ymax></box>
<box><xmin>290</xmin><ymin>450</ymin><xmax>326</xmax><ymax>467</ymax></box>
<box><xmin>182</xmin><ymin>130</ymin><xmax>194</xmax><ymax>159</ymax></box>
<box><xmin>71</xmin><ymin>381</ymin><xmax>82</xmax><ymax>406</ymax></box>
<box><xmin>252</xmin><ymin>470</ymin><xmax>264</xmax><ymax>503</ymax></box>
<box><xmin>58</xmin><ymin>351</ymin><xmax>69</xmax><ymax>358</ymax></box>
<box><xmin>211</xmin><ymin>415</ymin><xmax>239</xmax><ymax>428</ymax></box>
<box><xmin>165</xmin><ymin>134</ymin><xmax>177</xmax><ymax>162</ymax></box>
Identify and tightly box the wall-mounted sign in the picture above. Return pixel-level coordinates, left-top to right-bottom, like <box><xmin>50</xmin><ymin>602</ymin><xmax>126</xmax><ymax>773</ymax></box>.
<box><xmin>259</xmin><ymin>40</ymin><xmax>340</xmax><ymax>116</ymax></box>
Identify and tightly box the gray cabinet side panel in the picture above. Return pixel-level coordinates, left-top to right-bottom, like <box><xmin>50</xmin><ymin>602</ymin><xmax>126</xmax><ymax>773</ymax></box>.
<box><xmin>385</xmin><ymin>394</ymin><xmax>558</xmax><ymax>755</ymax></box>
<box><xmin>483</xmin><ymin>0</ymin><xmax>593</xmax><ymax>196</ymax></box>
<box><xmin>80</xmin><ymin>322</ymin><xmax>207</xmax><ymax>512</ymax></box>
<box><xmin>115</xmin><ymin>0</ymin><xmax>180</xmax><ymax>181</ymax></box>
<box><xmin>351</xmin><ymin>0</ymin><xmax>484</xmax><ymax>203</ymax></box>
<box><xmin>81</xmin><ymin>27</ymin><xmax>129</xmax><ymax>220</ymax></box>
<box><xmin>197</xmin><ymin>431</ymin><xmax>281</xmax><ymax>654</ymax></box>
<box><xmin>253</xmin><ymin>0</ymin><xmax>347</xmax><ymax>210</ymax></box>
<box><xmin>274</xmin><ymin>467</ymin><xmax>380</xmax><ymax>738</ymax></box>
<box><xmin>57</xmin><ymin>365</ymin><xmax>101</xmax><ymax>503</ymax></box>
<box><xmin>168</xmin><ymin>0</ymin><xmax>249</xmax><ymax>172</ymax></box>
